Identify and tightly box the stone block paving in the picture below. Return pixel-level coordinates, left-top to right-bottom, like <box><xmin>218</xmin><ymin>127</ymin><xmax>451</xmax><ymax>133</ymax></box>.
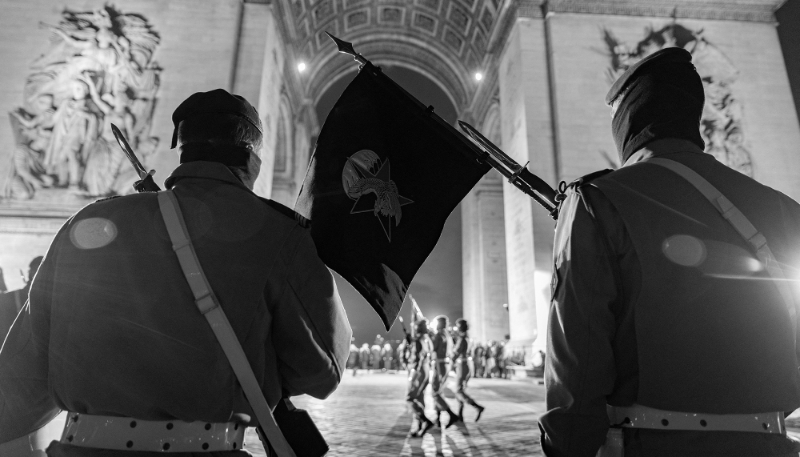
<box><xmin>244</xmin><ymin>371</ymin><xmax>544</xmax><ymax>456</ymax></box>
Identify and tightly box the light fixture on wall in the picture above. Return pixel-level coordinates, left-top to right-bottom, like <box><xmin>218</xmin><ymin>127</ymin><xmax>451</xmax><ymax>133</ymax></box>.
<box><xmin>297</xmin><ymin>62</ymin><xmax>307</xmax><ymax>73</ymax></box>
<box><xmin>474</xmin><ymin>72</ymin><xmax>483</xmax><ymax>82</ymax></box>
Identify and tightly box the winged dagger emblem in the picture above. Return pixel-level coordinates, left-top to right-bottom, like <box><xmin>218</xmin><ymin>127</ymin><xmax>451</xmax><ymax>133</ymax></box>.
<box><xmin>342</xmin><ymin>150</ymin><xmax>413</xmax><ymax>241</ymax></box>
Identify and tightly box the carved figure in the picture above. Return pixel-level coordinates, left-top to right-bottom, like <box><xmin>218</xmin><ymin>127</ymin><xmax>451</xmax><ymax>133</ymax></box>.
<box><xmin>602</xmin><ymin>23</ymin><xmax>753</xmax><ymax>176</ymax></box>
<box><xmin>43</xmin><ymin>79</ymin><xmax>99</xmax><ymax>189</ymax></box>
<box><xmin>4</xmin><ymin>5</ymin><xmax>161</xmax><ymax>200</ymax></box>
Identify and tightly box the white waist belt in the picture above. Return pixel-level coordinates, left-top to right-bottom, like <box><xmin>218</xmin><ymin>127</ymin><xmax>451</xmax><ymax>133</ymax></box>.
<box><xmin>59</xmin><ymin>412</ymin><xmax>246</xmax><ymax>452</ymax></box>
<box><xmin>608</xmin><ymin>404</ymin><xmax>785</xmax><ymax>434</ymax></box>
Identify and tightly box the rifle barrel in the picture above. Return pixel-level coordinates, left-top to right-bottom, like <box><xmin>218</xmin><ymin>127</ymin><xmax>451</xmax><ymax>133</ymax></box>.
<box><xmin>457</xmin><ymin>121</ymin><xmax>559</xmax><ymax>219</ymax></box>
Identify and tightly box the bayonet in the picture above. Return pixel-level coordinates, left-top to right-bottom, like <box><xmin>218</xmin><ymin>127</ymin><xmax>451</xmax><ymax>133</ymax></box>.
<box><xmin>458</xmin><ymin>121</ymin><xmax>559</xmax><ymax>219</ymax></box>
<box><xmin>111</xmin><ymin>123</ymin><xmax>160</xmax><ymax>192</ymax></box>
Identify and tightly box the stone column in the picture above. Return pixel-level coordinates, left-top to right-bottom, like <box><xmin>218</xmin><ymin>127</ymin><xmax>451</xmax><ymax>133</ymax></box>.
<box><xmin>270</xmin><ymin>100</ymin><xmax>315</xmax><ymax>207</ymax></box>
<box><xmin>497</xmin><ymin>12</ymin><xmax>558</xmax><ymax>360</ymax></box>
<box><xmin>461</xmin><ymin>172</ymin><xmax>509</xmax><ymax>343</ymax></box>
<box><xmin>245</xmin><ymin>3</ymin><xmax>285</xmax><ymax>199</ymax></box>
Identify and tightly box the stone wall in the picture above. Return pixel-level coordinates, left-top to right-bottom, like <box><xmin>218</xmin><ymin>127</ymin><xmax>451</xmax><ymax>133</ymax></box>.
<box><xmin>0</xmin><ymin>0</ymin><xmax>247</xmax><ymax>283</ymax></box>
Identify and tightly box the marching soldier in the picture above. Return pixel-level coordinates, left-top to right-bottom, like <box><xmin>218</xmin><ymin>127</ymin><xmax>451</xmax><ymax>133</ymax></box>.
<box><xmin>406</xmin><ymin>319</ymin><xmax>435</xmax><ymax>437</ymax></box>
<box><xmin>451</xmin><ymin>318</ymin><xmax>485</xmax><ymax>422</ymax></box>
<box><xmin>430</xmin><ymin>315</ymin><xmax>458</xmax><ymax>428</ymax></box>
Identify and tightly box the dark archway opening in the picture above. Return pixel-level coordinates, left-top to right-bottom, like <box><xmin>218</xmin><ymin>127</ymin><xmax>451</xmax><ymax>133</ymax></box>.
<box><xmin>314</xmin><ymin>66</ymin><xmax>462</xmax><ymax>345</ymax></box>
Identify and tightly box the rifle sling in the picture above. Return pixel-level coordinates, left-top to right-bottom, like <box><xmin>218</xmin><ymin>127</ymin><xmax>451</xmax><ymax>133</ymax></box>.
<box><xmin>643</xmin><ymin>157</ymin><xmax>797</xmax><ymax>340</ymax></box>
<box><xmin>157</xmin><ymin>190</ymin><xmax>296</xmax><ymax>457</ymax></box>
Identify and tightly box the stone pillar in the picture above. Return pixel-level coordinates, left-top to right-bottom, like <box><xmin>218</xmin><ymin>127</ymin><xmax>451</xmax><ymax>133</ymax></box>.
<box><xmin>249</xmin><ymin>4</ymin><xmax>286</xmax><ymax>199</ymax></box>
<box><xmin>461</xmin><ymin>172</ymin><xmax>509</xmax><ymax>343</ymax></box>
<box><xmin>497</xmin><ymin>13</ymin><xmax>558</xmax><ymax>360</ymax></box>
<box><xmin>270</xmin><ymin>100</ymin><xmax>315</xmax><ymax>207</ymax></box>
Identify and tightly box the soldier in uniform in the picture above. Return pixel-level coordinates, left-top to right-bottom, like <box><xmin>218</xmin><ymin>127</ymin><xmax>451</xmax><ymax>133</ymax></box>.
<box><xmin>539</xmin><ymin>47</ymin><xmax>800</xmax><ymax>456</ymax></box>
<box><xmin>0</xmin><ymin>89</ymin><xmax>352</xmax><ymax>456</ymax></box>
<box><xmin>430</xmin><ymin>315</ymin><xmax>458</xmax><ymax>428</ymax></box>
<box><xmin>406</xmin><ymin>319</ymin><xmax>435</xmax><ymax>437</ymax></box>
<box><xmin>359</xmin><ymin>342</ymin><xmax>371</xmax><ymax>372</ymax></box>
<box><xmin>381</xmin><ymin>341</ymin><xmax>393</xmax><ymax>372</ymax></box>
<box><xmin>371</xmin><ymin>336</ymin><xmax>383</xmax><ymax>371</ymax></box>
<box><xmin>348</xmin><ymin>339</ymin><xmax>360</xmax><ymax>376</ymax></box>
<box><xmin>472</xmin><ymin>342</ymin><xmax>485</xmax><ymax>378</ymax></box>
<box><xmin>451</xmin><ymin>318</ymin><xmax>484</xmax><ymax>422</ymax></box>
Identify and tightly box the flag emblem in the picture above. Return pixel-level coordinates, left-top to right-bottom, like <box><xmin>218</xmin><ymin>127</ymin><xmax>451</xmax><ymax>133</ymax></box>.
<box><xmin>342</xmin><ymin>149</ymin><xmax>413</xmax><ymax>241</ymax></box>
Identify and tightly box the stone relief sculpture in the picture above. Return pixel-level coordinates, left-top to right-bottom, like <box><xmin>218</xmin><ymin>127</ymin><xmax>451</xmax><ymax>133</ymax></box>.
<box><xmin>5</xmin><ymin>5</ymin><xmax>161</xmax><ymax>200</ymax></box>
<box><xmin>602</xmin><ymin>23</ymin><xmax>753</xmax><ymax>176</ymax></box>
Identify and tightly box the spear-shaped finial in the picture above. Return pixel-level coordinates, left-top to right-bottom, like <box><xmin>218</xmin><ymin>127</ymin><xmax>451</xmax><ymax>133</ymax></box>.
<box><xmin>326</xmin><ymin>32</ymin><xmax>369</xmax><ymax>66</ymax></box>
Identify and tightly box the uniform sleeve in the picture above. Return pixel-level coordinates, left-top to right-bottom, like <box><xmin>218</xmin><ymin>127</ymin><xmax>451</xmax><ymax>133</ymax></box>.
<box><xmin>0</xmin><ymin>226</ymin><xmax>65</xmax><ymax>442</ymax></box>
<box><xmin>271</xmin><ymin>229</ymin><xmax>352</xmax><ymax>400</ymax></box>
<box><xmin>538</xmin><ymin>187</ymin><xmax>622</xmax><ymax>457</ymax></box>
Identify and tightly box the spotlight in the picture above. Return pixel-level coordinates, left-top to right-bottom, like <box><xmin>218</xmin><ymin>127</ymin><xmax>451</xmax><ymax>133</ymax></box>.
<box><xmin>297</xmin><ymin>62</ymin><xmax>307</xmax><ymax>73</ymax></box>
<box><xmin>474</xmin><ymin>72</ymin><xmax>483</xmax><ymax>81</ymax></box>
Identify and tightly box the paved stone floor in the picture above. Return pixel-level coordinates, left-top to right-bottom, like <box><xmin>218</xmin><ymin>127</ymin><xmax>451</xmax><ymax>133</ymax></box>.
<box><xmin>243</xmin><ymin>371</ymin><xmax>800</xmax><ymax>456</ymax></box>
<box><xmin>244</xmin><ymin>371</ymin><xmax>543</xmax><ymax>456</ymax></box>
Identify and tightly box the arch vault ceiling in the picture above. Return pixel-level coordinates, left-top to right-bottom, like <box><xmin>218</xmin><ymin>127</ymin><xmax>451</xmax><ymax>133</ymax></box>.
<box><xmin>278</xmin><ymin>0</ymin><xmax>506</xmax><ymax>112</ymax></box>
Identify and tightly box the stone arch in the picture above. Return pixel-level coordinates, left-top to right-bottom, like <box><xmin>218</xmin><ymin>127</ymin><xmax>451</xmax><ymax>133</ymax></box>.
<box><xmin>270</xmin><ymin>92</ymin><xmax>298</xmax><ymax>207</ymax></box>
<box><xmin>481</xmin><ymin>101</ymin><xmax>502</xmax><ymax>146</ymax></box>
<box><xmin>306</xmin><ymin>35</ymin><xmax>471</xmax><ymax>117</ymax></box>
<box><xmin>273</xmin><ymin>93</ymin><xmax>293</xmax><ymax>174</ymax></box>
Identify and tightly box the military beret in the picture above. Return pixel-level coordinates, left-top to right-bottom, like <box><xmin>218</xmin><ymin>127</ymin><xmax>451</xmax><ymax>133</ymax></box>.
<box><xmin>605</xmin><ymin>47</ymin><xmax>695</xmax><ymax>105</ymax></box>
<box><xmin>171</xmin><ymin>89</ymin><xmax>262</xmax><ymax>149</ymax></box>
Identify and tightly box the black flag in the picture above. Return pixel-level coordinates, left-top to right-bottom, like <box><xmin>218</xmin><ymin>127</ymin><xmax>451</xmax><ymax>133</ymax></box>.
<box><xmin>295</xmin><ymin>64</ymin><xmax>490</xmax><ymax>330</ymax></box>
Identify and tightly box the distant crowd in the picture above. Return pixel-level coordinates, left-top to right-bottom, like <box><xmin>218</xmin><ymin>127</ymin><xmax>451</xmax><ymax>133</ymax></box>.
<box><xmin>346</xmin><ymin>334</ymin><xmax>521</xmax><ymax>379</ymax></box>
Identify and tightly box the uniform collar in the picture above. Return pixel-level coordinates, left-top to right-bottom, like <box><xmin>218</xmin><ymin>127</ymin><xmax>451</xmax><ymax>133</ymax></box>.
<box><xmin>164</xmin><ymin>161</ymin><xmax>250</xmax><ymax>191</ymax></box>
<box><xmin>622</xmin><ymin>138</ymin><xmax>705</xmax><ymax>168</ymax></box>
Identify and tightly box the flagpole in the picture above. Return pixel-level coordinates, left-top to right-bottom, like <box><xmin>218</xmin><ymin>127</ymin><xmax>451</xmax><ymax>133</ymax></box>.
<box><xmin>326</xmin><ymin>32</ymin><xmax>481</xmax><ymax>162</ymax></box>
<box><xmin>325</xmin><ymin>33</ymin><xmax>560</xmax><ymax>220</ymax></box>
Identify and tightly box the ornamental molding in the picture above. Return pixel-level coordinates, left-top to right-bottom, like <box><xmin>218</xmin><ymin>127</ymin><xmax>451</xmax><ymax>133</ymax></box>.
<box><xmin>543</xmin><ymin>1</ymin><xmax>778</xmax><ymax>23</ymax></box>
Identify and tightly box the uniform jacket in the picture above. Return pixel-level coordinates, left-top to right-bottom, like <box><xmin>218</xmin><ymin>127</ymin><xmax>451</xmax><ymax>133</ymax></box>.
<box><xmin>540</xmin><ymin>141</ymin><xmax>800</xmax><ymax>457</ymax></box>
<box><xmin>451</xmin><ymin>334</ymin><xmax>469</xmax><ymax>361</ymax></box>
<box><xmin>408</xmin><ymin>334</ymin><xmax>433</xmax><ymax>370</ymax></box>
<box><xmin>0</xmin><ymin>161</ymin><xmax>352</xmax><ymax>443</ymax></box>
<box><xmin>432</xmin><ymin>330</ymin><xmax>449</xmax><ymax>360</ymax></box>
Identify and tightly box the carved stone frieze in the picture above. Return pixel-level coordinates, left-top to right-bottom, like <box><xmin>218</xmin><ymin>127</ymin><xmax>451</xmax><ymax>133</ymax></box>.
<box><xmin>4</xmin><ymin>5</ymin><xmax>161</xmax><ymax>203</ymax></box>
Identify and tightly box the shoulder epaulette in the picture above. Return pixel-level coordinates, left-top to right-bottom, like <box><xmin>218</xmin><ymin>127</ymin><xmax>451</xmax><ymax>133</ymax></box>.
<box><xmin>568</xmin><ymin>168</ymin><xmax>615</xmax><ymax>190</ymax></box>
<box><xmin>258</xmin><ymin>197</ymin><xmax>311</xmax><ymax>228</ymax></box>
<box><xmin>93</xmin><ymin>195</ymin><xmax>121</xmax><ymax>204</ymax></box>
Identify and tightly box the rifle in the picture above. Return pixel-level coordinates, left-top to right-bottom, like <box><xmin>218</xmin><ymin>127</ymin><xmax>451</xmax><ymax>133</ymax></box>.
<box><xmin>458</xmin><ymin>121</ymin><xmax>560</xmax><ymax>220</ymax></box>
<box><xmin>111</xmin><ymin>123</ymin><xmax>161</xmax><ymax>192</ymax></box>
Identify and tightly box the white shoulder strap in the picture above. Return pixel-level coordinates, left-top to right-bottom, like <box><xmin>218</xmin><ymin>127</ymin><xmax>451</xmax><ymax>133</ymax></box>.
<box><xmin>156</xmin><ymin>191</ymin><xmax>296</xmax><ymax>457</ymax></box>
<box><xmin>644</xmin><ymin>157</ymin><xmax>797</xmax><ymax>326</ymax></box>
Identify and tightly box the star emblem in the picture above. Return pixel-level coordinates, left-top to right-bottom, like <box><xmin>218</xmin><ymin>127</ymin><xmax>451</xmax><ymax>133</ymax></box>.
<box><xmin>347</xmin><ymin>157</ymin><xmax>413</xmax><ymax>241</ymax></box>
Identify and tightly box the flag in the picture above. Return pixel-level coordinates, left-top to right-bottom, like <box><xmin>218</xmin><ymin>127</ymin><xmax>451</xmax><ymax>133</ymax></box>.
<box><xmin>295</xmin><ymin>64</ymin><xmax>490</xmax><ymax>330</ymax></box>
